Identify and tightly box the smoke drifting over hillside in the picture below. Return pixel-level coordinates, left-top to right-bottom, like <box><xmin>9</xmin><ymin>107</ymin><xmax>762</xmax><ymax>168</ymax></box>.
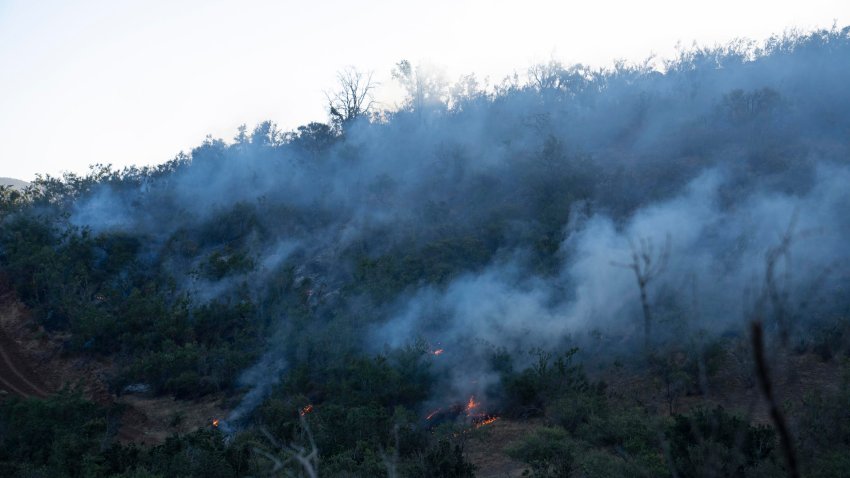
<box><xmin>59</xmin><ymin>27</ymin><xmax>850</xmax><ymax>416</ymax></box>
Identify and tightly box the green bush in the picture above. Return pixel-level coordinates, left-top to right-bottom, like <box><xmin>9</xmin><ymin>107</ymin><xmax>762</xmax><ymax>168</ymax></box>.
<box><xmin>666</xmin><ymin>407</ymin><xmax>778</xmax><ymax>478</ymax></box>
<box><xmin>506</xmin><ymin>427</ymin><xmax>575</xmax><ymax>477</ymax></box>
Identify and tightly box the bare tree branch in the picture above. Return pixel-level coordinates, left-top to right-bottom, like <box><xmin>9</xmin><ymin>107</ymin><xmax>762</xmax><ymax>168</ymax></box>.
<box><xmin>613</xmin><ymin>234</ymin><xmax>671</xmax><ymax>352</ymax></box>
<box><xmin>750</xmin><ymin>321</ymin><xmax>800</xmax><ymax>478</ymax></box>
<box><xmin>253</xmin><ymin>416</ymin><xmax>319</xmax><ymax>478</ymax></box>
<box><xmin>326</xmin><ymin>67</ymin><xmax>377</xmax><ymax>126</ymax></box>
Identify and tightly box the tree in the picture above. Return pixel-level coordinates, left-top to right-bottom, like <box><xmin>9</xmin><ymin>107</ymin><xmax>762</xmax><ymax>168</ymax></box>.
<box><xmin>326</xmin><ymin>67</ymin><xmax>377</xmax><ymax>126</ymax></box>
<box><xmin>527</xmin><ymin>59</ymin><xmax>565</xmax><ymax>91</ymax></box>
<box><xmin>392</xmin><ymin>60</ymin><xmax>449</xmax><ymax>115</ymax></box>
<box><xmin>613</xmin><ymin>235</ymin><xmax>670</xmax><ymax>353</ymax></box>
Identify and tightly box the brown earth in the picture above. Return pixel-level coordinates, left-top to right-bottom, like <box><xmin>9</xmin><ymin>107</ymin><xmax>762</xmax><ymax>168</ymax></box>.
<box><xmin>0</xmin><ymin>292</ymin><xmax>112</xmax><ymax>402</ymax></box>
<box><xmin>0</xmin><ymin>326</ymin><xmax>49</xmax><ymax>398</ymax></box>
<box><xmin>1</xmin><ymin>287</ymin><xmax>845</xmax><ymax>473</ymax></box>
<box><xmin>597</xmin><ymin>340</ymin><xmax>845</xmax><ymax>423</ymax></box>
<box><xmin>117</xmin><ymin>393</ymin><xmax>230</xmax><ymax>445</ymax></box>
<box><xmin>0</xmin><ymin>291</ymin><xmax>227</xmax><ymax>445</ymax></box>
<box><xmin>467</xmin><ymin>342</ymin><xmax>846</xmax><ymax>476</ymax></box>
<box><xmin>464</xmin><ymin>418</ymin><xmax>543</xmax><ymax>478</ymax></box>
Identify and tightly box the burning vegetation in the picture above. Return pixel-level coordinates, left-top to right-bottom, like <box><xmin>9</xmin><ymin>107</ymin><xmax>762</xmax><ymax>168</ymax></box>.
<box><xmin>424</xmin><ymin>395</ymin><xmax>500</xmax><ymax>431</ymax></box>
<box><xmin>2</xmin><ymin>26</ymin><xmax>850</xmax><ymax>478</ymax></box>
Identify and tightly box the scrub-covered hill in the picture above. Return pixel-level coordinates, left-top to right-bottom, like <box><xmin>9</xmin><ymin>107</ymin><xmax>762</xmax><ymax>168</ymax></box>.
<box><xmin>0</xmin><ymin>178</ymin><xmax>29</xmax><ymax>190</ymax></box>
<box><xmin>2</xmin><ymin>27</ymin><xmax>850</xmax><ymax>477</ymax></box>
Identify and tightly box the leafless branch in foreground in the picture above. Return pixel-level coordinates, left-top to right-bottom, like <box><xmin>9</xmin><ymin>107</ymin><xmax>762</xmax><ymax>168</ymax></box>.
<box><xmin>252</xmin><ymin>416</ymin><xmax>319</xmax><ymax>478</ymax></box>
<box><xmin>750</xmin><ymin>321</ymin><xmax>800</xmax><ymax>478</ymax></box>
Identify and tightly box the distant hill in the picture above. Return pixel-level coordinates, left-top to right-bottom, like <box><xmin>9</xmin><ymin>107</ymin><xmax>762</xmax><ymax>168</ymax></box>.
<box><xmin>0</xmin><ymin>177</ymin><xmax>29</xmax><ymax>190</ymax></box>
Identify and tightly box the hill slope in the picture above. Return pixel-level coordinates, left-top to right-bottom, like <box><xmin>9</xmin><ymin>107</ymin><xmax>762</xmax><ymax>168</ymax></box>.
<box><xmin>2</xmin><ymin>27</ymin><xmax>850</xmax><ymax>477</ymax></box>
<box><xmin>0</xmin><ymin>177</ymin><xmax>29</xmax><ymax>190</ymax></box>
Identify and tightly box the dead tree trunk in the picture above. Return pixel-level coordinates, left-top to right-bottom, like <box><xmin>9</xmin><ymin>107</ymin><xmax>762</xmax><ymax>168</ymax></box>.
<box><xmin>613</xmin><ymin>235</ymin><xmax>670</xmax><ymax>353</ymax></box>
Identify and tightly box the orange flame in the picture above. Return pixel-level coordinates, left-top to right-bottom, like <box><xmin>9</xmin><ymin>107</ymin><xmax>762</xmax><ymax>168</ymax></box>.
<box><xmin>300</xmin><ymin>404</ymin><xmax>314</xmax><ymax>416</ymax></box>
<box><xmin>212</xmin><ymin>419</ymin><xmax>220</xmax><ymax>427</ymax></box>
<box><xmin>465</xmin><ymin>396</ymin><xmax>478</xmax><ymax>414</ymax></box>
<box><xmin>475</xmin><ymin>416</ymin><xmax>499</xmax><ymax>428</ymax></box>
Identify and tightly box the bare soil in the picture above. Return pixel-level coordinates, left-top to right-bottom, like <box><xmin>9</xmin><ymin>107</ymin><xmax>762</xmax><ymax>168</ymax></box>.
<box><xmin>467</xmin><ymin>341</ymin><xmax>846</xmax><ymax>476</ymax></box>
<box><xmin>1</xmin><ymin>289</ymin><xmax>845</xmax><ymax>472</ymax></box>
<box><xmin>0</xmin><ymin>291</ymin><xmax>227</xmax><ymax>445</ymax></box>
<box><xmin>464</xmin><ymin>418</ymin><xmax>542</xmax><ymax>477</ymax></box>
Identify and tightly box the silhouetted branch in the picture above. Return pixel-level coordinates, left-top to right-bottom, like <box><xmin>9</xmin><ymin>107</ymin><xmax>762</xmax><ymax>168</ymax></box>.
<box><xmin>253</xmin><ymin>416</ymin><xmax>319</xmax><ymax>478</ymax></box>
<box><xmin>326</xmin><ymin>67</ymin><xmax>377</xmax><ymax>126</ymax></box>
<box><xmin>763</xmin><ymin>213</ymin><xmax>797</xmax><ymax>345</ymax></box>
<box><xmin>750</xmin><ymin>321</ymin><xmax>799</xmax><ymax>478</ymax></box>
<box><xmin>613</xmin><ymin>234</ymin><xmax>671</xmax><ymax>352</ymax></box>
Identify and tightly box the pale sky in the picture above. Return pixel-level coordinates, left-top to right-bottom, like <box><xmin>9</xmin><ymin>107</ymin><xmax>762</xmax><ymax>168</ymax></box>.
<box><xmin>1</xmin><ymin>0</ymin><xmax>849</xmax><ymax>181</ymax></box>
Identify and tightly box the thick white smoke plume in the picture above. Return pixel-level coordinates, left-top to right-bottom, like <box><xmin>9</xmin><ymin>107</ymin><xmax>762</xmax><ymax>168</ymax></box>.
<box><xmin>55</xmin><ymin>27</ymin><xmax>850</xmax><ymax>418</ymax></box>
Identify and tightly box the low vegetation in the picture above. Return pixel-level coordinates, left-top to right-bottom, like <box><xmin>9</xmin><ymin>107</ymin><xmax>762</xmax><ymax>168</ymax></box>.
<box><xmin>2</xmin><ymin>27</ymin><xmax>850</xmax><ymax>476</ymax></box>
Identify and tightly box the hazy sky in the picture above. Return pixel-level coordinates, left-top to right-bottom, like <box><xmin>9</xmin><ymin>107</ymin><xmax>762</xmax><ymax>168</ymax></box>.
<box><xmin>1</xmin><ymin>0</ymin><xmax>848</xmax><ymax>181</ymax></box>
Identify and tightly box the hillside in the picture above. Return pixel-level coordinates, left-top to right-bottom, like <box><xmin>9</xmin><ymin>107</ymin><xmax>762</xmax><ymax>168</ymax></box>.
<box><xmin>2</xmin><ymin>27</ymin><xmax>850</xmax><ymax>477</ymax></box>
<box><xmin>0</xmin><ymin>178</ymin><xmax>29</xmax><ymax>190</ymax></box>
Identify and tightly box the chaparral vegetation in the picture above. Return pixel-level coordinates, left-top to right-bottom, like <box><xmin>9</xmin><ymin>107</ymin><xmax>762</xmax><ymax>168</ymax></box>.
<box><xmin>2</xmin><ymin>26</ymin><xmax>850</xmax><ymax>477</ymax></box>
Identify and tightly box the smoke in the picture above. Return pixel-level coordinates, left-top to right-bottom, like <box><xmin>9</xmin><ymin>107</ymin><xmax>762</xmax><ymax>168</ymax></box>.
<box><xmin>227</xmin><ymin>346</ymin><xmax>288</xmax><ymax>424</ymax></box>
<box><xmin>57</xmin><ymin>27</ymin><xmax>850</xmax><ymax>417</ymax></box>
<box><xmin>373</xmin><ymin>164</ymin><xmax>850</xmax><ymax>402</ymax></box>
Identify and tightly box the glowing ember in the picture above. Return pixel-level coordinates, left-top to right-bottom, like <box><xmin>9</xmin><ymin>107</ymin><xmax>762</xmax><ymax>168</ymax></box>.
<box><xmin>475</xmin><ymin>416</ymin><xmax>499</xmax><ymax>428</ymax></box>
<box><xmin>212</xmin><ymin>419</ymin><xmax>220</xmax><ymax>427</ymax></box>
<box><xmin>300</xmin><ymin>404</ymin><xmax>314</xmax><ymax>416</ymax></box>
<box><xmin>465</xmin><ymin>396</ymin><xmax>478</xmax><ymax>414</ymax></box>
<box><xmin>432</xmin><ymin>349</ymin><xmax>444</xmax><ymax>356</ymax></box>
<box><xmin>425</xmin><ymin>408</ymin><xmax>442</xmax><ymax>420</ymax></box>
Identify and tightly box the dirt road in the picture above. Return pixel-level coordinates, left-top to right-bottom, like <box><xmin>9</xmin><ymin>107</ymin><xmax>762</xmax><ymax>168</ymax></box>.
<box><xmin>0</xmin><ymin>328</ymin><xmax>49</xmax><ymax>398</ymax></box>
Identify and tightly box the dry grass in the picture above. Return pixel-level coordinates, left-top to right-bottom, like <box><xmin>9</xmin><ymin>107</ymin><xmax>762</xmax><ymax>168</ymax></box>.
<box><xmin>464</xmin><ymin>418</ymin><xmax>543</xmax><ymax>477</ymax></box>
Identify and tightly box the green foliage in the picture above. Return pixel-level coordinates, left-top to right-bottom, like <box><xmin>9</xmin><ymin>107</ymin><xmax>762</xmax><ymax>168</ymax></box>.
<box><xmin>498</xmin><ymin>348</ymin><xmax>588</xmax><ymax>417</ymax></box>
<box><xmin>0</xmin><ymin>392</ymin><xmax>259</xmax><ymax>477</ymax></box>
<box><xmin>0</xmin><ymin>391</ymin><xmax>117</xmax><ymax>477</ymax></box>
<box><xmin>350</xmin><ymin>235</ymin><xmax>497</xmax><ymax>302</ymax></box>
<box><xmin>795</xmin><ymin>366</ymin><xmax>850</xmax><ymax>477</ymax></box>
<box><xmin>807</xmin><ymin>451</ymin><xmax>850</xmax><ymax>478</ymax></box>
<box><xmin>546</xmin><ymin>391</ymin><xmax>607</xmax><ymax>433</ymax></box>
<box><xmin>201</xmin><ymin>248</ymin><xmax>255</xmax><ymax>280</ymax></box>
<box><xmin>254</xmin><ymin>348</ymin><xmax>442</xmax><ymax>476</ymax></box>
<box><xmin>419</xmin><ymin>439</ymin><xmax>477</xmax><ymax>478</ymax></box>
<box><xmin>1</xmin><ymin>30</ymin><xmax>849</xmax><ymax>476</ymax></box>
<box><xmin>144</xmin><ymin>430</ymin><xmax>236</xmax><ymax>478</ymax></box>
<box><xmin>506</xmin><ymin>427</ymin><xmax>575</xmax><ymax>477</ymax></box>
<box><xmin>666</xmin><ymin>407</ymin><xmax>778</xmax><ymax>478</ymax></box>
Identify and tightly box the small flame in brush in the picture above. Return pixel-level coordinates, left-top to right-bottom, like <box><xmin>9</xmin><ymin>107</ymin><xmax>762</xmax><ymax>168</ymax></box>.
<box><xmin>475</xmin><ymin>416</ymin><xmax>499</xmax><ymax>428</ymax></box>
<box><xmin>465</xmin><ymin>396</ymin><xmax>478</xmax><ymax>415</ymax></box>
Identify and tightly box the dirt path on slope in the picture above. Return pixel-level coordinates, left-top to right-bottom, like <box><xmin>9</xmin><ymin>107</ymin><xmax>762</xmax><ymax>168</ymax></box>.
<box><xmin>0</xmin><ymin>291</ymin><xmax>230</xmax><ymax>444</ymax></box>
<box><xmin>0</xmin><ymin>327</ymin><xmax>49</xmax><ymax>398</ymax></box>
<box><xmin>0</xmin><ymin>293</ymin><xmax>98</xmax><ymax>399</ymax></box>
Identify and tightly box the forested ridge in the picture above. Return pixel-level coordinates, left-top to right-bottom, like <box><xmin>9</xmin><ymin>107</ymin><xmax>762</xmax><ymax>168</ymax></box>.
<box><xmin>2</xmin><ymin>27</ymin><xmax>850</xmax><ymax>477</ymax></box>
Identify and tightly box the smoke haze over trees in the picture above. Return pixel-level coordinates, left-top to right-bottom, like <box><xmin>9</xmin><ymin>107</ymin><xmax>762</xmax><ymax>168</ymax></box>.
<box><xmin>2</xmin><ymin>26</ymin><xmax>850</xmax><ymax>477</ymax></box>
